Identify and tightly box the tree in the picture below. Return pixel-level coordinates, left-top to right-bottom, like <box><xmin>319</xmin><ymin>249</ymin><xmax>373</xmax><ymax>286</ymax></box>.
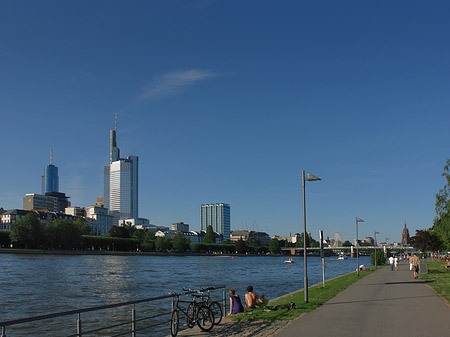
<box><xmin>172</xmin><ymin>232</ymin><xmax>189</xmax><ymax>251</ymax></box>
<box><xmin>432</xmin><ymin>159</ymin><xmax>450</xmax><ymax>250</ymax></box>
<box><xmin>203</xmin><ymin>225</ymin><xmax>215</xmax><ymax>244</ymax></box>
<box><xmin>110</xmin><ymin>225</ymin><xmax>130</xmax><ymax>238</ymax></box>
<box><xmin>370</xmin><ymin>250</ymin><xmax>386</xmax><ymax>266</ymax></box>
<box><xmin>45</xmin><ymin>219</ymin><xmax>83</xmax><ymax>250</ymax></box>
<box><xmin>155</xmin><ymin>236</ymin><xmax>172</xmax><ymax>251</ymax></box>
<box><xmin>235</xmin><ymin>238</ymin><xmax>247</xmax><ymax>254</ymax></box>
<box><xmin>410</xmin><ymin>229</ymin><xmax>443</xmax><ymax>253</ymax></box>
<box><xmin>268</xmin><ymin>238</ymin><xmax>281</xmax><ymax>254</ymax></box>
<box><xmin>343</xmin><ymin>240</ymin><xmax>352</xmax><ymax>247</ymax></box>
<box><xmin>74</xmin><ymin>218</ymin><xmax>92</xmax><ymax>235</ymax></box>
<box><xmin>10</xmin><ymin>213</ymin><xmax>45</xmax><ymax>249</ymax></box>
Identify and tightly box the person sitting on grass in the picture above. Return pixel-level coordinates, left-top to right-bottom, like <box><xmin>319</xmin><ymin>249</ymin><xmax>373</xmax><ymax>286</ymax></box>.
<box><xmin>244</xmin><ymin>285</ymin><xmax>265</xmax><ymax>311</ymax></box>
<box><xmin>228</xmin><ymin>289</ymin><xmax>244</xmax><ymax>315</ymax></box>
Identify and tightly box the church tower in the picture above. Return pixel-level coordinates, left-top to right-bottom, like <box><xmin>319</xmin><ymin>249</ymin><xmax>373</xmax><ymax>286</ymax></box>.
<box><xmin>401</xmin><ymin>223</ymin><xmax>410</xmax><ymax>246</ymax></box>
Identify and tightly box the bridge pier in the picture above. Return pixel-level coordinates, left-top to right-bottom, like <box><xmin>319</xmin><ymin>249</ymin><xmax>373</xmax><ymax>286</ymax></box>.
<box><xmin>350</xmin><ymin>246</ymin><xmax>355</xmax><ymax>258</ymax></box>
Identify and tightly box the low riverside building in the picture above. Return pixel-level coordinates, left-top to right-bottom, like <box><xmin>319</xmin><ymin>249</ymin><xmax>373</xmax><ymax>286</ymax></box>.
<box><xmin>0</xmin><ymin>209</ymin><xmax>78</xmax><ymax>230</ymax></box>
<box><xmin>231</xmin><ymin>230</ymin><xmax>271</xmax><ymax>246</ymax></box>
<box><xmin>155</xmin><ymin>229</ymin><xmax>178</xmax><ymax>238</ymax></box>
<box><xmin>271</xmin><ymin>233</ymin><xmax>302</xmax><ymax>245</ymax></box>
<box><xmin>1</xmin><ymin>209</ymin><xmax>33</xmax><ymax>230</ymax></box>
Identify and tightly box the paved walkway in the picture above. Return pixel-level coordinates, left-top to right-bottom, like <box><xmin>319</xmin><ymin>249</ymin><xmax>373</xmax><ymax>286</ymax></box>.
<box><xmin>172</xmin><ymin>263</ymin><xmax>450</xmax><ymax>336</ymax></box>
<box><xmin>274</xmin><ymin>263</ymin><xmax>450</xmax><ymax>337</ymax></box>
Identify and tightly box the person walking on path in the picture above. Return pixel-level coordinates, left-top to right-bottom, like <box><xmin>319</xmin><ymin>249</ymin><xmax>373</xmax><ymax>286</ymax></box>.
<box><xmin>394</xmin><ymin>256</ymin><xmax>399</xmax><ymax>271</ymax></box>
<box><xmin>389</xmin><ymin>255</ymin><xmax>394</xmax><ymax>271</ymax></box>
<box><xmin>410</xmin><ymin>253</ymin><xmax>420</xmax><ymax>279</ymax></box>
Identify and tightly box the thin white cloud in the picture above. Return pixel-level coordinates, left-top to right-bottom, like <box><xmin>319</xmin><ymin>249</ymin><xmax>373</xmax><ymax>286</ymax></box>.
<box><xmin>137</xmin><ymin>69</ymin><xmax>217</xmax><ymax>99</ymax></box>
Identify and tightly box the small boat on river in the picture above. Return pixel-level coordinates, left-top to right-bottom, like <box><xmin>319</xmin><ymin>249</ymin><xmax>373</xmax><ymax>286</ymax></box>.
<box><xmin>338</xmin><ymin>253</ymin><xmax>347</xmax><ymax>260</ymax></box>
<box><xmin>284</xmin><ymin>258</ymin><xmax>294</xmax><ymax>263</ymax></box>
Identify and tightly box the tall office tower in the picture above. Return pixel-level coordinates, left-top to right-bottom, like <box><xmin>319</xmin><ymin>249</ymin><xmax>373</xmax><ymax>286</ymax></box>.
<box><xmin>41</xmin><ymin>149</ymin><xmax>59</xmax><ymax>194</ymax></box>
<box><xmin>401</xmin><ymin>223</ymin><xmax>410</xmax><ymax>246</ymax></box>
<box><xmin>200</xmin><ymin>203</ymin><xmax>230</xmax><ymax>241</ymax></box>
<box><xmin>104</xmin><ymin>116</ymin><xmax>139</xmax><ymax>222</ymax></box>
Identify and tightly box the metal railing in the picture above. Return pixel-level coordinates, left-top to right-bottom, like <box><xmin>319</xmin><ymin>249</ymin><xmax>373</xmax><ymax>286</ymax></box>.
<box><xmin>1</xmin><ymin>286</ymin><xmax>226</xmax><ymax>337</ymax></box>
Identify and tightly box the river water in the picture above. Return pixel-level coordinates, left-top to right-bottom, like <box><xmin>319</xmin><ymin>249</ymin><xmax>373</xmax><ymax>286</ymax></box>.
<box><xmin>0</xmin><ymin>253</ymin><xmax>370</xmax><ymax>336</ymax></box>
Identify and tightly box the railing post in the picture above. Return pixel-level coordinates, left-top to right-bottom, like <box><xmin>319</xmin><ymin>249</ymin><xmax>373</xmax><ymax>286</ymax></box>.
<box><xmin>77</xmin><ymin>313</ymin><xmax>82</xmax><ymax>337</ymax></box>
<box><xmin>223</xmin><ymin>287</ymin><xmax>226</xmax><ymax>318</ymax></box>
<box><xmin>131</xmin><ymin>304</ymin><xmax>136</xmax><ymax>337</ymax></box>
<box><xmin>1</xmin><ymin>326</ymin><xmax>6</xmax><ymax>337</ymax></box>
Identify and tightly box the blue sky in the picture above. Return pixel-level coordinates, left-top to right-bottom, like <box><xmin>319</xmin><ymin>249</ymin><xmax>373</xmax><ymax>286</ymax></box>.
<box><xmin>1</xmin><ymin>0</ymin><xmax>450</xmax><ymax>242</ymax></box>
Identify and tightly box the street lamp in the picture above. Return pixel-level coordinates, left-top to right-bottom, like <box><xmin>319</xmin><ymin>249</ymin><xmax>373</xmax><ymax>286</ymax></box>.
<box><xmin>374</xmin><ymin>231</ymin><xmax>380</xmax><ymax>268</ymax></box>
<box><xmin>356</xmin><ymin>217</ymin><xmax>364</xmax><ymax>276</ymax></box>
<box><xmin>302</xmin><ymin>170</ymin><xmax>321</xmax><ymax>303</ymax></box>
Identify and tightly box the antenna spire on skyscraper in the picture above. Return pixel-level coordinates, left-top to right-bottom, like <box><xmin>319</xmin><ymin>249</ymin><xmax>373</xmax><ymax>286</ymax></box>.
<box><xmin>50</xmin><ymin>148</ymin><xmax>53</xmax><ymax>165</ymax></box>
<box><xmin>115</xmin><ymin>113</ymin><xmax>117</xmax><ymax>132</ymax></box>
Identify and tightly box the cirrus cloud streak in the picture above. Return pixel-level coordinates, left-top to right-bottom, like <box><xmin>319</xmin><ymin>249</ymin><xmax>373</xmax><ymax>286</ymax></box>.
<box><xmin>137</xmin><ymin>69</ymin><xmax>217</xmax><ymax>100</ymax></box>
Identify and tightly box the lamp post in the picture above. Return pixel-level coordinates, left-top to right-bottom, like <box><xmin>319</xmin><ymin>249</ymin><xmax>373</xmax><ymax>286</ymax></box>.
<box><xmin>356</xmin><ymin>217</ymin><xmax>364</xmax><ymax>276</ymax></box>
<box><xmin>374</xmin><ymin>231</ymin><xmax>380</xmax><ymax>268</ymax></box>
<box><xmin>302</xmin><ymin>170</ymin><xmax>321</xmax><ymax>303</ymax></box>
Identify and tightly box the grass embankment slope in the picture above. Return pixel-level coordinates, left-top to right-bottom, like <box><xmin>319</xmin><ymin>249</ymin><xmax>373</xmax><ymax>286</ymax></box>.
<box><xmin>230</xmin><ymin>266</ymin><xmax>378</xmax><ymax>321</ymax></box>
<box><xmin>421</xmin><ymin>260</ymin><xmax>450</xmax><ymax>304</ymax></box>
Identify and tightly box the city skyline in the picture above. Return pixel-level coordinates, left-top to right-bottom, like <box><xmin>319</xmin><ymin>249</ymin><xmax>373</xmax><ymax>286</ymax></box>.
<box><xmin>2</xmin><ymin>1</ymin><xmax>450</xmax><ymax>242</ymax></box>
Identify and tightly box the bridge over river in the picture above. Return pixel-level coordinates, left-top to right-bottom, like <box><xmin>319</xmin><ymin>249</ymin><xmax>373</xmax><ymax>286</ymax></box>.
<box><xmin>282</xmin><ymin>246</ymin><xmax>414</xmax><ymax>256</ymax></box>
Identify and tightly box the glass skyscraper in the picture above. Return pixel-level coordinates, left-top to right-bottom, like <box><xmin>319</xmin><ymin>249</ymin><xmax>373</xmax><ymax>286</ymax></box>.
<box><xmin>201</xmin><ymin>203</ymin><xmax>230</xmax><ymax>241</ymax></box>
<box><xmin>104</xmin><ymin>118</ymin><xmax>139</xmax><ymax>223</ymax></box>
<box><xmin>41</xmin><ymin>149</ymin><xmax>59</xmax><ymax>194</ymax></box>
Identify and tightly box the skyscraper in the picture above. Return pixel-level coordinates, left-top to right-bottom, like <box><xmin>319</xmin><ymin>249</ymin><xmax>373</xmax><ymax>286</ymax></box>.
<box><xmin>201</xmin><ymin>203</ymin><xmax>230</xmax><ymax>241</ymax></box>
<box><xmin>104</xmin><ymin>117</ymin><xmax>139</xmax><ymax>224</ymax></box>
<box><xmin>41</xmin><ymin>149</ymin><xmax>59</xmax><ymax>194</ymax></box>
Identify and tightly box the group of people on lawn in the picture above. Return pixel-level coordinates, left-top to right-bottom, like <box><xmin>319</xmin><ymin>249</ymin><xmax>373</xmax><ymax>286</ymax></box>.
<box><xmin>228</xmin><ymin>285</ymin><xmax>267</xmax><ymax>315</ymax></box>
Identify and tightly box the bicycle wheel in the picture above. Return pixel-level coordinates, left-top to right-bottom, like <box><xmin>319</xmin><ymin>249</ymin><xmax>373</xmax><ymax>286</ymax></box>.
<box><xmin>185</xmin><ymin>302</ymin><xmax>195</xmax><ymax>328</ymax></box>
<box><xmin>209</xmin><ymin>301</ymin><xmax>223</xmax><ymax>325</ymax></box>
<box><xmin>197</xmin><ymin>306</ymin><xmax>214</xmax><ymax>332</ymax></box>
<box><xmin>170</xmin><ymin>309</ymin><xmax>179</xmax><ymax>337</ymax></box>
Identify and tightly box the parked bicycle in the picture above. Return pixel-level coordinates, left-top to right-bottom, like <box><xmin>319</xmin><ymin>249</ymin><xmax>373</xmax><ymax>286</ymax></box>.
<box><xmin>169</xmin><ymin>291</ymin><xmax>214</xmax><ymax>337</ymax></box>
<box><xmin>197</xmin><ymin>287</ymin><xmax>223</xmax><ymax>325</ymax></box>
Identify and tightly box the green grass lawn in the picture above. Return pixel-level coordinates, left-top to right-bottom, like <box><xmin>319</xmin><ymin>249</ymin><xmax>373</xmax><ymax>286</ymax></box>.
<box><xmin>421</xmin><ymin>260</ymin><xmax>450</xmax><ymax>304</ymax></box>
<box><xmin>230</xmin><ymin>266</ymin><xmax>378</xmax><ymax>321</ymax></box>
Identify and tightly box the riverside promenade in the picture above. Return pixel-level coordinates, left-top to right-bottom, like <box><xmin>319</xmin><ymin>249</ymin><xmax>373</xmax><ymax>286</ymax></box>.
<box><xmin>174</xmin><ymin>262</ymin><xmax>450</xmax><ymax>337</ymax></box>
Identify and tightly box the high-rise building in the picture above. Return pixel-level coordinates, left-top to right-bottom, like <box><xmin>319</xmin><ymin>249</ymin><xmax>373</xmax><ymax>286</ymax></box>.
<box><xmin>104</xmin><ymin>116</ymin><xmax>139</xmax><ymax>224</ymax></box>
<box><xmin>200</xmin><ymin>203</ymin><xmax>230</xmax><ymax>241</ymax></box>
<box><xmin>402</xmin><ymin>223</ymin><xmax>410</xmax><ymax>246</ymax></box>
<box><xmin>41</xmin><ymin>149</ymin><xmax>59</xmax><ymax>194</ymax></box>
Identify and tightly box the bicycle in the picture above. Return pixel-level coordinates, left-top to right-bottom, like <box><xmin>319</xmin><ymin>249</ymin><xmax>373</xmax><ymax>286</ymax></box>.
<box><xmin>198</xmin><ymin>287</ymin><xmax>223</xmax><ymax>325</ymax></box>
<box><xmin>169</xmin><ymin>291</ymin><xmax>215</xmax><ymax>337</ymax></box>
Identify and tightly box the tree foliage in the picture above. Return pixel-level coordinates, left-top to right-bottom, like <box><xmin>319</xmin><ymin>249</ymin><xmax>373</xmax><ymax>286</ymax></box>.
<box><xmin>268</xmin><ymin>238</ymin><xmax>281</xmax><ymax>254</ymax></box>
<box><xmin>370</xmin><ymin>250</ymin><xmax>386</xmax><ymax>266</ymax></box>
<box><xmin>410</xmin><ymin>229</ymin><xmax>442</xmax><ymax>253</ymax></box>
<box><xmin>343</xmin><ymin>240</ymin><xmax>352</xmax><ymax>247</ymax></box>
<box><xmin>432</xmin><ymin>159</ymin><xmax>450</xmax><ymax>250</ymax></box>
<box><xmin>45</xmin><ymin>219</ymin><xmax>83</xmax><ymax>250</ymax></box>
<box><xmin>172</xmin><ymin>232</ymin><xmax>190</xmax><ymax>251</ymax></box>
<box><xmin>10</xmin><ymin>213</ymin><xmax>45</xmax><ymax>249</ymax></box>
<box><xmin>155</xmin><ymin>236</ymin><xmax>172</xmax><ymax>250</ymax></box>
<box><xmin>74</xmin><ymin>218</ymin><xmax>92</xmax><ymax>235</ymax></box>
<box><xmin>203</xmin><ymin>225</ymin><xmax>215</xmax><ymax>244</ymax></box>
<box><xmin>235</xmin><ymin>238</ymin><xmax>247</xmax><ymax>254</ymax></box>
<box><xmin>110</xmin><ymin>225</ymin><xmax>131</xmax><ymax>238</ymax></box>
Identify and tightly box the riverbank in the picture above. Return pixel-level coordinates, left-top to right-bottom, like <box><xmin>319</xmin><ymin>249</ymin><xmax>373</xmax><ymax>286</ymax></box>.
<box><xmin>174</xmin><ymin>267</ymin><xmax>377</xmax><ymax>336</ymax></box>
